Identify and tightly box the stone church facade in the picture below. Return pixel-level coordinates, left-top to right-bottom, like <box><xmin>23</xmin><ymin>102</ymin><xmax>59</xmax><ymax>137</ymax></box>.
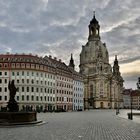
<box><xmin>79</xmin><ymin>13</ymin><xmax>124</xmax><ymax>109</ymax></box>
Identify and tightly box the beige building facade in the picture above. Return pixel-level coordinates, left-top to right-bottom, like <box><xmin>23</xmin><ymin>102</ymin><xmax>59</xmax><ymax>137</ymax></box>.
<box><xmin>79</xmin><ymin>13</ymin><xmax>124</xmax><ymax>109</ymax></box>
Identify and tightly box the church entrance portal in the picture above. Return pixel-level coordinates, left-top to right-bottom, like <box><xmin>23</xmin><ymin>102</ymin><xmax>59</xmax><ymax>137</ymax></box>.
<box><xmin>100</xmin><ymin>102</ymin><xmax>104</xmax><ymax>108</ymax></box>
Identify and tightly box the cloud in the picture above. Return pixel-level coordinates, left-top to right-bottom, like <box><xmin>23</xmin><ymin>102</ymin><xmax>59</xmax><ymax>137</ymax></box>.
<box><xmin>0</xmin><ymin>0</ymin><xmax>139</xmax><ymax>89</ymax></box>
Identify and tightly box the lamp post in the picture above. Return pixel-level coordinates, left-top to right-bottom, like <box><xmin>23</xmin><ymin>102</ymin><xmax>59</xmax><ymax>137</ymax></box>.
<box><xmin>130</xmin><ymin>89</ymin><xmax>133</xmax><ymax>120</ymax></box>
<box><xmin>116</xmin><ymin>100</ymin><xmax>120</xmax><ymax>115</ymax></box>
<box><xmin>116</xmin><ymin>84</ymin><xmax>120</xmax><ymax>115</ymax></box>
<box><xmin>109</xmin><ymin>76</ymin><xmax>112</xmax><ymax>109</ymax></box>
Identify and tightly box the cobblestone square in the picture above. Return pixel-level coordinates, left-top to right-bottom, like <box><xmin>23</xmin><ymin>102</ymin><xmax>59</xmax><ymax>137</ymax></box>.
<box><xmin>0</xmin><ymin>110</ymin><xmax>140</xmax><ymax>140</ymax></box>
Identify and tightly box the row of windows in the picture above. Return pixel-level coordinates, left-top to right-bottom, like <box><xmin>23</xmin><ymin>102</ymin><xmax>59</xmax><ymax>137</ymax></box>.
<box><xmin>0</xmin><ymin>63</ymin><xmax>54</xmax><ymax>73</ymax></box>
<box><xmin>73</xmin><ymin>106</ymin><xmax>83</xmax><ymax>110</ymax></box>
<box><xmin>0</xmin><ymin>72</ymin><xmax>7</xmax><ymax>76</ymax></box>
<box><xmin>0</xmin><ymin>95</ymin><xmax>51</xmax><ymax>102</ymax></box>
<box><xmin>15</xmin><ymin>79</ymin><xmax>55</xmax><ymax>86</ymax></box>
<box><xmin>12</xmin><ymin>71</ymin><xmax>55</xmax><ymax>79</ymax></box>
<box><xmin>0</xmin><ymin>88</ymin><xmax>84</xmax><ymax>95</ymax></box>
<box><xmin>73</xmin><ymin>81</ymin><xmax>83</xmax><ymax>85</ymax></box>
<box><xmin>56</xmin><ymin>97</ymin><xmax>72</xmax><ymax>102</ymax></box>
<box><xmin>0</xmin><ymin>79</ymin><xmax>8</xmax><ymax>84</ymax></box>
<box><xmin>0</xmin><ymin>79</ymin><xmax>84</xmax><ymax>88</ymax></box>
<box><xmin>57</xmin><ymin>90</ymin><xmax>72</xmax><ymax>95</ymax></box>
<box><xmin>0</xmin><ymin>71</ymin><xmax>55</xmax><ymax>80</ymax></box>
<box><xmin>0</xmin><ymin>86</ymin><xmax>55</xmax><ymax>94</ymax></box>
<box><xmin>0</xmin><ymin>71</ymin><xmax>75</xmax><ymax>83</ymax></box>
<box><xmin>74</xmin><ymin>87</ymin><xmax>83</xmax><ymax>91</ymax></box>
<box><xmin>73</xmin><ymin>99</ymin><xmax>83</xmax><ymax>103</ymax></box>
<box><xmin>0</xmin><ymin>95</ymin><xmax>74</xmax><ymax>103</ymax></box>
<box><xmin>57</xmin><ymin>83</ymin><xmax>73</xmax><ymax>88</ymax></box>
<box><xmin>57</xmin><ymin>76</ymin><xmax>72</xmax><ymax>82</ymax></box>
<box><xmin>20</xmin><ymin>87</ymin><xmax>55</xmax><ymax>94</ymax></box>
<box><xmin>0</xmin><ymin>87</ymin><xmax>7</xmax><ymax>92</ymax></box>
<box><xmin>0</xmin><ymin>96</ymin><xmax>7</xmax><ymax>101</ymax></box>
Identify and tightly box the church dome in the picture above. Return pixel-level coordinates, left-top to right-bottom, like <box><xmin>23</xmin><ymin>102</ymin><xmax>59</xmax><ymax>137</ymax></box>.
<box><xmin>80</xmin><ymin>41</ymin><xmax>109</xmax><ymax>65</ymax></box>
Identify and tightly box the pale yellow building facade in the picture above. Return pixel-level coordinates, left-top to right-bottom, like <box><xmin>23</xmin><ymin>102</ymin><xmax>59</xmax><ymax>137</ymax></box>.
<box><xmin>79</xmin><ymin>13</ymin><xmax>124</xmax><ymax>109</ymax></box>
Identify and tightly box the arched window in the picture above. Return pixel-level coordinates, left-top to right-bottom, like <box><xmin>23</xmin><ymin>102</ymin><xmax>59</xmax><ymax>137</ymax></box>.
<box><xmin>100</xmin><ymin>81</ymin><xmax>104</xmax><ymax>95</ymax></box>
<box><xmin>85</xmin><ymin>51</ymin><xmax>87</xmax><ymax>58</ymax></box>
<box><xmin>90</xmin><ymin>84</ymin><xmax>93</xmax><ymax>98</ymax></box>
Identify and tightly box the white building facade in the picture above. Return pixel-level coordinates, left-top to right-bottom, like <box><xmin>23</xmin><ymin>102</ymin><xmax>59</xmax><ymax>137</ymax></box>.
<box><xmin>0</xmin><ymin>53</ymin><xmax>84</xmax><ymax>112</ymax></box>
<box><xmin>73</xmin><ymin>79</ymin><xmax>84</xmax><ymax>111</ymax></box>
<box><xmin>0</xmin><ymin>54</ymin><xmax>56</xmax><ymax>111</ymax></box>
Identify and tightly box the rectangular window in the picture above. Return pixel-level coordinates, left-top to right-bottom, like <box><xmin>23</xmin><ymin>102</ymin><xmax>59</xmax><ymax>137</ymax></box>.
<box><xmin>27</xmin><ymin>95</ymin><xmax>29</xmax><ymax>101</ymax></box>
<box><xmin>22</xmin><ymin>79</ymin><xmax>24</xmax><ymax>83</ymax></box>
<box><xmin>17</xmin><ymin>72</ymin><xmax>19</xmax><ymax>76</ymax></box>
<box><xmin>22</xmin><ymin>87</ymin><xmax>24</xmax><ymax>92</ymax></box>
<box><xmin>22</xmin><ymin>95</ymin><xmax>24</xmax><ymax>101</ymax></box>
<box><xmin>31</xmin><ymin>79</ymin><xmax>34</xmax><ymax>84</ymax></box>
<box><xmin>0</xmin><ymin>96</ymin><xmax>2</xmax><ymax>100</ymax></box>
<box><xmin>40</xmin><ymin>96</ymin><xmax>43</xmax><ymax>101</ymax></box>
<box><xmin>27</xmin><ymin>87</ymin><xmax>29</xmax><ymax>92</ymax></box>
<box><xmin>5</xmin><ymin>79</ymin><xmax>7</xmax><ymax>84</ymax></box>
<box><xmin>5</xmin><ymin>72</ymin><xmax>7</xmax><ymax>75</ymax></box>
<box><xmin>27</xmin><ymin>79</ymin><xmax>29</xmax><ymax>83</ymax></box>
<box><xmin>36</xmin><ymin>72</ymin><xmax>38</xmax><ymax>76</ymax></box>
<box><xmin>17</xmin><ymin>79</ymin><xmax>19</xmax><ymax>83</ymax></box>
<box><xmin>5</xmin><ymin>96</ymin><xmax>7</xmax><ymax>100</ymax></box>
<box><xmin>17</xmin><ymin>96</ymin><xmax>19</xmax><ymax>101</ymax></box>
<box><xmin>32</xmin><ymin>87</ymin><xmax>34</xmax><ymax>92</ymax></box>
<box><xmin>4</xmin><ymin>87</ymin><xmax>7</xmax><ymax>92</ymax></box>
<box><xmin>31</xmin><ymin>95</ymin><xmax>34</xmax><ymax>101</ymax></box>
<box><xmin>22</xmin><ymin>71</ymin><xmax>24</xmax><ymax>76</ymax></box>
<box><xmin>0</xmin><ymin>79</ymin><xmax>2</xmax><ymax>83</ymax></box>
<box><xmin>0</xmin><ymin>87</ymin><xmax>2</xmax><ymax>92</ymax></box>
<box><xmin>27</xmin><ymin>72</ymin><xmax>29</xmax><ymax>76</ymax></box>
<box><xmin>36</xmin><ymin>96</ymin><xmax>39</xmax><ymax>101</ymax></box>
<box><xmin>17</xmin><ymin>87</ymin><xmax>19</xmax><ymax>92</ymax></box>
<box><xmin>44</xmin><ymin>96</ymin><xmax>46</xmax><ymax>101</ymax></box>
<box><xmin>0</xmin><ymin>72</ymin><xmax>2</xmax><ymax>76</ymax></box>
<box><xmin>12</xmin><ymin>72</ymin><xmax>14</xmax><ymax>76</ymax></box>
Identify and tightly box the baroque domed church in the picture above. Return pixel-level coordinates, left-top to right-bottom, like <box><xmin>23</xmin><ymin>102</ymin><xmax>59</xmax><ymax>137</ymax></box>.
<box><xmin>79</xmin><ymin>12</ymin><xmax>124</xmax><ymax>109</ymax></box>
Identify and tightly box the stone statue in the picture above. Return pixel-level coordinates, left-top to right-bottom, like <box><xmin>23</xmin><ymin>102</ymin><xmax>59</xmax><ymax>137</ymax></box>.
<box><xmin>7</xmin><ymin>80</ymin><xmax>19</xmax><ymax>112</ymax></box>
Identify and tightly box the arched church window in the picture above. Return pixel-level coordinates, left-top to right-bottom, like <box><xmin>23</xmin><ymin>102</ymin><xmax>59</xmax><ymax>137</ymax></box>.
<box><xmin>91</xmin><ymin>27</ymin><xmax>96</xmax><ymax>35</ymax></box>
<box><xmin>85</xmin><ymin>51</ymin><xmax>87</xmax><ymax>58</ymax></box>
<box><xmin>100</xmin><ymin>81</ymin><xmax>104</xmax><ymax>95</ymax></box>
<box><xmin>100</xmin><ymin>65</ymin><xmax>102</xmax><ymax>71</ymax></box>
<box><xmin>90</xmin><ymin>85</ymin><xmax>93</xmax><ymax>98</ymax></box>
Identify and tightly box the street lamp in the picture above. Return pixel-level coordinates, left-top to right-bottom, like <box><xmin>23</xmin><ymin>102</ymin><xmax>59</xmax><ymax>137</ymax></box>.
<box><xmin>116</xmin><ymin>84</ymin><xmax>120</xmax><ymax>115</ymax></box>
<box><xmin>109</xmin><ymin>76</ymin><xmax>112</xmax><ymax>109</ymax></box>
<box><xmin>116</xmin><ymin>100</ymin><xmax>120</xmax><ymax>115</ymax></box>
<box><xmin>130</xmin><ymin>89</ymin><xmax>133</xmax><ymax>120</ymax></box>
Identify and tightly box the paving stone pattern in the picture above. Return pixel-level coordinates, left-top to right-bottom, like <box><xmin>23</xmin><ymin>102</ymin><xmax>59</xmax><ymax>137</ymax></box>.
<box><xmin>0</xmin><ymin>110</ymin><xmax>140</xmax><ymax>140</ymax></box>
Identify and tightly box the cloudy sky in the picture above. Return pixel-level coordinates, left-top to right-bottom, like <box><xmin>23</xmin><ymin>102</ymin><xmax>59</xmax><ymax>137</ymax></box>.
<box><xmin>0</xmin><ymin>0</ymin><xmax>140</xmax><ymax>89</ymax></box>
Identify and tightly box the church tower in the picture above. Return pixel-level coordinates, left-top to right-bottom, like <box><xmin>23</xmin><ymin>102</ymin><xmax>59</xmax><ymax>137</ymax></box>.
<box><xmin>69</xmin><ymin>53</ymin><xmax>75</xmax><ymax>70</ymax></box>
<box><xmin>79</xmin><ymin>12</ymin><xmax>123</xmax><ymax>109</ymax></box>
<box><xmin>88</xmin><ymin>11</ymin><xmax>100</xmax><ymax>41</ymax></box>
